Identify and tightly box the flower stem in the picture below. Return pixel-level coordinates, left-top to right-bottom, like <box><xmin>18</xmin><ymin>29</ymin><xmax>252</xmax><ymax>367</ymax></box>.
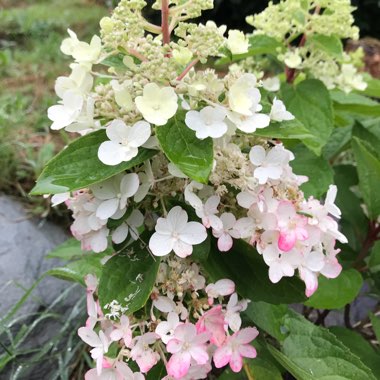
<box><xmin>243</xmin><ymin>361</ymin><xmax>255</xmax><ymax>380</ymax></box>
<box><xmin>177</xmin><ymin>59</ymin><xmax>199</xmax><ymax>81</ymax></box>
<box><xmin>161</xmin><ymin>0</ymin><xmax>171</xmax><ymax>45</ymax></box>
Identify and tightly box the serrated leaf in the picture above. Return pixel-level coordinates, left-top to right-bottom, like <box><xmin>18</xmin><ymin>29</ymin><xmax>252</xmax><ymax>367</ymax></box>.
<box><xmin>304</xmin><ymin>269</ymin><xmax>363</xmax><ymax>310</ymax></box>
<box><xmin>352</xmin><ymin>137</ymin><xmax>380</xmax><ymax>219</ymax></box>
<box><xmin>306</xmin><ymin>34</ymin><xmax>343</xmax><ymax>58</ymax></box>
<box><xmin>202</xmin><ymin>239</ymin><xmax>306</xmax><ymax>305</ymax></box>
<box><xmin>291</xmin><ymin>144</ymin><xmax>334</xmax><ymax>198</ymax></box>
<box><xmin>31</xmin><ymin>130</ymin><xmax>157</xmax><ymax>195</ymax></box>
<box><xmin>322</xmin><ymin>125</ymin><xmax>352</xmax><ymax>160</ymax></box>
<box><xmin>98</xmin><ymin>241</ymin><xmax>160</xmax><ymax>315</ymax></box>
<box><xmin>256</xmin><ymin>306</ymin><xmax>376</xmax><ymax>380</ymax></box>
<box><xmin>281</xmin><ymin>79</ymin><xmax>333</xmax><ymax>155</ymax></box>
<box><xmin>330</xmin><ymin>89</ymin><xmax>378</xmax><ymax>106</ymax></box>
<box><xmin>156</xmin><ymin>112</ymin><xmax>213</xmax><ymax>183</ymax></box>
<box><xmin>329</xmin><ymin>326</ymin><xmax>380</xmax><ymax>378</ymax></box>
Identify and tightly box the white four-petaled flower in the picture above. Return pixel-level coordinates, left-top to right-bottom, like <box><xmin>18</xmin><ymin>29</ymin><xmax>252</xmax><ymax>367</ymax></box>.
<box><xmin>185</xmin><ymin>106</ymin><xmax>228</xmax><ymax>139</ymax></box>
<box><xmin>149</xmin><ymin>206</ymin><xmax>207</xmax><ymax>258</ymax></box>
<box><xmin>135</xmin><ymin>83</ymin><xmax>178</xmax><ymax>126</ymax></box>
<box><xmin>98</xmin><ymin>119</ymin><xmax>151</xmax><ymax>166</ymax></box>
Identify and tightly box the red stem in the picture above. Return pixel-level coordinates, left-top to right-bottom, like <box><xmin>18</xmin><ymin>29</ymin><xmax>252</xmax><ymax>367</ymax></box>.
<box><xmin>176</xmin><ymin>59</ymin><xmax>199</xmax><ymax>81</ymax></box>
<box><xmin>354</xmin><ymin>220</ymin><xmax>380</xmax><ymax>268</ymax></box>
<box><xmin>161</xmin><ymin>0</ymin><xmax>170</xmax><ymax>45</ymax></box>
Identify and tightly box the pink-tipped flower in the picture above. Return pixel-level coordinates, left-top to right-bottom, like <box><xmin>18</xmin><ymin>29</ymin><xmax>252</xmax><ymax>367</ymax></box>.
<box><xmin>196</xmin><ymin>306</ymin><xmax>226</xmax><ymax>347</ymax></box>
<box><xmin>110</xmin><ymin>315</ymin><xmax>133</xmax><ymax>347</ymax></box>
<box><xmin>276</xmin><ymin>201</ymin><xmax>308</xmax><ymax>251</ymax></box>
<box><xmin>213</xmin><ymin>327</ymin><xmax>259</xmax><ymax>373</ymax></box>
<box><xmin>130</xmin><ymin>332</ymin><xmax>160</xmax><ymax>373</ymax></box>
<box><xmin>166</xmin><ymin>323</ymin><xmax>210</xmax><ymax>379</ymax></box>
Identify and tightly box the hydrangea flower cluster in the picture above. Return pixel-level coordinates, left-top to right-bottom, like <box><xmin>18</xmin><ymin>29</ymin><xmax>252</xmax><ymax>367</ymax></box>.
<box><xmin>43</xmin><ymin>0</ymin><xmax>351</xmax><ymax>377</ymax></box>
<box><xmin>246</xmin><ymin>0</ymin><xmax>367</xmax><ymax>92</ymax></box>
<box><xmin>81</xmin><ymin>258</ymin><xmax>257</xmax><ymax>379</ymax></box>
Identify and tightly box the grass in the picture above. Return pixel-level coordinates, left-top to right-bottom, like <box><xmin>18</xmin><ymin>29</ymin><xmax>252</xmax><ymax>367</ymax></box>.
<box><xmin>0</xmin><ymin>0</ymin><xmax>109</xmax><ymax>214</ymax></box>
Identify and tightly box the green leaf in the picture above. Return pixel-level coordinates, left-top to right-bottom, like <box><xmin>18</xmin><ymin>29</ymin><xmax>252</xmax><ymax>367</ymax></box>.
<box><xmin>31</xmin><ymin>130</ymin><xmax>157</xmax><ymax>195</ymax></box>
<box><xmin>304</xmin><ymin>269</ymin><xmax>363</xmax><ymax>310</ymax></box>
<box><xmin>329</xmin><ymin>326</ymin><xmax>380</xmax><ymax>378</ymax></box>
<box><xmin>216</xmin><ymin>34</ymin><xmax>281</xmax><ymax>65</ymax></box>
<box><xmin>46</xmin><ymin>238</ymin><xmax>83</xmax><ymax>259</ymax></box>
<box><xmin>330</xmin><ymin>89</ymin><xmax>378</xmax><ymax>106</ymax></box>
<box><xmin>352</xmin><ymin>123</ymin><xmax>380</xmax><ymax>159</ymax></box>
<box><xmin>307</xmin><ymin>34</ymin><xmax>343</xmax><ymax>58</ymax></box>
<box><xmin>245</xmin><ymin>302</ymin><xmax>289</xmax><ymax>342</ymax></box>
<box><xmin>46</xmin><ymin>253</ymin><xmax>105</xmax><ymax>286</ymax></box>
<box><xmin>358</xmin><ymin>75</ymin><xmax>380</xmax><ymax>99</ymax></box>
<box><xmin>202</xmin><ymin>239</ymin><xmax>306</xmax><ymax>305</ymax></box>
<box><xmin>100</xmin><ymin>53</ymin><xmax>126</xmax><ymax>69</ymax></box>
<box><xmin>322</xmin><ymin>125</ymin><xmax>352</xmax><ymax>160</ymax></box>
<box><xmin>333</xmin><ymin>165</ymin><xmax>368</xmax><ymax>248</ymax></box>
<box><xmin>369</xmin><ymin>312</ymin><xmax>380</xmax><ymax>343</ymax></box>
<box><xmin>281</xmin><ymin>79</ymin><xmax>333</xmax><ymax>155</ymax></box>
<box><xmin>352</xmin><ymin>137</ymin><xmax>380</xmax><ymax>219</ymax></box>
<box><xmin>369</xmin><ymin>241</ymin><xmax>380</xmax><ymax>273</ymax></box>
<box><xmin>291</xmin><ymin>144</ymin><xmax>334</xmax><ymax>198</ymax></box>
<box><xmin>254</xmin><ymin>119</ymin><xmax>314</xmax><ymax>141</ymax></box>
<box><xmin>258</xmin><ymin>307</ymin><xmax>376</xmax><ymax>380</ymax></box>
<box><xmin>98</xmin><ymin>241</ymin><xmax>160</xmax><ymax>315</ymax></box>
<box><xmin>156</xmin><ymin>112</ymin><xmax>213</xmax><ymax>183</ymax></box>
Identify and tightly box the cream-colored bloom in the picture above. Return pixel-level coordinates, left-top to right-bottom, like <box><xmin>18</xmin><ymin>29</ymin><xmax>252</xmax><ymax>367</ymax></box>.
<box><xmin>283</xmin><ymin>49</ymin><xmax>302</xmax><ymax>69</ymax></box>
<box><xmin>228</xmin><ymin>74</ymin><xmax>259</xmax><ymax>116</ymax></box>
<box><xmin>111</xmin><ymin>80</ymin><xmax>133</xmax><ymax>110</ymax></box>
<box><xmin>227</xmin><ymin>30</ymin><xmax>249</xmax><ymax>55</ymax></box>
<box><xmin>55</xmin><ymin>64</ymin><xmax>93</xmax><ymax>99</ymax></box>
<box><xmin>173</xmin><ymin>47</ymin><xmax>193</xmax><ymax>65</ymax></box>
<box><xmin>135</xmin><ymin>83</ymin><xmax>178</xmax><ymax>126</ymax></box>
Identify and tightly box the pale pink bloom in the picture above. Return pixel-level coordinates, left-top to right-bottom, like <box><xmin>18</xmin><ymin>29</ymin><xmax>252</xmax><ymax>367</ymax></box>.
<box><xmin>224</xmin><ymin>293</ymin><xmax>249</xmax><ymax>333</ymax></box>
<box><xmin>212</xmin><ymin>213</ymin><xmax>236</xmax><ymax>251</ymax></box>
<box><xmin>85</xmin><ymin>274</ymin><xmax>98</xmax><ymax>293</ymax></box>
<box><xmin>166</xmin><ymin>323</ymin><xmax>210</xmax><ymax>379</ymax></box>
<box><xmin>78</xmin><ymin>327</ymin><xmax>110</xmax><ymax>375</ymax></box>
<box><xmin>276</xmin><ymin>201</ymin><xmax>308</xmax><ymax>252</ymax></box>
<box><xmin>110</xmin><ymin>315</ymin><xmax>132</xmax><ymax>347</ymax></box>
<box><xmin>213</xmin><ymin>327</ymin><xmax>258</xmax><ymax>373</ymax></box>
<box><xmin>269</xmin><ymin>97</ymin><xmax>295</xmax><ymax>122</ymax></box>
<box><xmin>130</xmin><ymin>332</ymin><xmax>160</xmax><ymax>373</ymax></box>
<box><xmin>162</xmin><ymin>362</ymin><xmax>212</xmax><ymax>380</ymax></box>
<box><xmin>86</xmin><ymin>293</ymin><xmax>98</xmax><ymax>329</ymax></box>
<box><xmin>156</xmin><ymin>312</ymin><xmax>181</xmax><ymax>344</ymax></box>
<box><xmin>153</xmin><ymin>296</ymin><xmax>176</xmax><ymax>313</ymax></box>
<box><xmin>249</xmin><ymin>145</ymin><xmax>293</xmax><ymax>184</ymax></box>
<box><xmin>79</xmin><ymin>227</ymin><xmax>109</xmax><ymax>253</ymax></box>
<box><xmin>205</xmin><ymin>279</ymin><xmax>235</xmax><ymax>300</ymax></box>
<box><xmin>51</xmin><ymin>192</ymin><xmax>70</xmax><ymax>207</ymax></box>
<box><xmin>298</xmin><ymin>248</ymin><xmax>326</xmax><ymax>297</ymax></box>
<box><xmin>196</xmin><ymin>196</ymin><xmax>223</xmax><ymax>230</ymax></box>
<box><xmin>149</xmin><ymin>206</ymin><xmax>207</xmax><ymax>258</ymax></box>
<box><xmin>258</xmin><ymin>231</ymin><xmax>301</xmax><ymax>283</ymax></box>
<box><xmin>196</xmin><ymin>306</ymin><xmax>226</xmax><ymax>346</ymax></box>
<box><xmin>85</xmin><ymin>360</ymin><xmax>145</xmax><ymax>380</ymax></box>
<box><xmin>320</xmin><ymin>237</ymin><xmax>342</xmax><ymax>279</ymax></box>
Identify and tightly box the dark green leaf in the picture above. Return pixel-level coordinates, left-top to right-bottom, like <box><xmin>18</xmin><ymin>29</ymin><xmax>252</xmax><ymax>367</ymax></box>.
<box><xmin>352</xmin><ymin>137</ymin><xmax>380</xmax><ymax>219</ymax></box>
<box><xmin>369</xmin><ymin>241</ymin><xmax>380</xmax><ymax>273</ymax></box>
<box><xmin>352</xmin><ymin>123</ymin><xmax>380</xmax><ymax>159</ymax></box>
<box><xmin>254</xmin><ymin>119</ymin><xmax>314</xmax><ymax>141</ymax></box>
<box><xmin>304</xmin><ymin>269</ymin><xmax>363</xmax><ymax>310</ymax></box>
<box><xmin>281</xmin><ymin>79</ymin><xmax>333</xmax><ymax>155</ymax></box>
<box><xmin>291</xmin><ymin>144</ymin><xmax>334</xmax><ymax>198</ymax></box>
<box><xmin>98</xmin><ymin>240</ymin><xmax>160</xmax><ymax>315</ymax></box>
<box><xmin>334</xmin><ymin>165</ymin><xmax>368</xmax><ymax>247</ymax></box>
<box><xmin>329</xmin><ymin>326</ymin><xmax>380</xmax><ymax>378</ymax></box>
<box><xmin>369</xmin><ymin>313</ymin><xmax>380</xmax><ymax>343</ymax></box>
<box><xmin>31</xmin><ymin>130</ymin><xmax>157</xmax><ymax>195</ymax></box>
<box><xmin>156</xmin><ymin>112</ymin><xmax>213</xmax><ymax>183</ymax></box>
<box><xmin>330</xmin><ymin>89</ymin><xmax>378</xmax><ymax>106</ymax></box>
<box><xmin>202</xmin><ymin>239</ymin><xmax>306</xmax><ymax>305</ymax></box>
<box><xmin>307</xmin><ymin>34</ymin><xmax>343</xmax><ymax>58</ymax></box>
<box><xmin>322</xmin><ymin>125</ymin><xmax>352</xmax><ymax>160</ymax></box>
